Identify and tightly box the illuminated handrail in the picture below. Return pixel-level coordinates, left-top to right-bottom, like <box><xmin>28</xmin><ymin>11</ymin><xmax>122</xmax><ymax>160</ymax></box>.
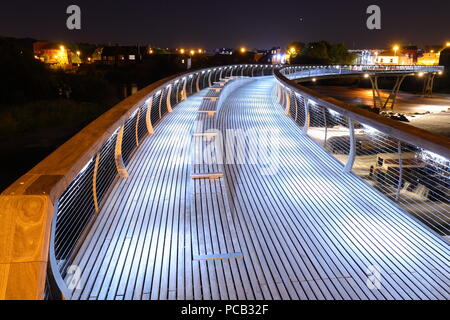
<box><xmin>0</xmin><ymin>63</ymin><xmax>279</xmax><ymax>300</ymax></box>
<box><xmin>283</xmin><ymin>65</ymin><xmax>444</xmax><ymax>81</ymax></box>
<box><xmin>275</xmin><ymin>65</ymin><xmax>450</xmax><ymax>239</ymax></box>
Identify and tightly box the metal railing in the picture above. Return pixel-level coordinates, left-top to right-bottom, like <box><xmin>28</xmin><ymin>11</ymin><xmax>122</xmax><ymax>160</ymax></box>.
<box><xmin>44</xmin><ymin>64</ymin><xmax>279</xmax><ymax>299</ymax></box>
<box><xmin>282</xmin><ymin>65</ymin><xmax>444</xmax><ymax>81</ymax></box>
<box><xmin>275</xmin><ymin>65</ymin><xmax>450</xmax><ymax>238</ymax></box>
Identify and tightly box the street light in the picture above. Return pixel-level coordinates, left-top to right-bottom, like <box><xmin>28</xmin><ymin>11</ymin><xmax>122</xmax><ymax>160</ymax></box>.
<box><xmin>190</xmin><ymin>50</ymin><xmax>195</xmax><ymax>56</ymax></box>
<box><xmin>180</xmin><ymin>48</ymin><xmax>185</xmax><ymax>54</ymax></box>
<box><xmin>393</xmin><ymin>45</ymin><xmax>400</xmax><ymax>56</ymax></box>
<box><xmin>76</xmin><ymin>50</ymin><xmax>81</xmax><ymax>56</ymax></box>
<box><xmin>240</xmin><ymin>47</ymin><xmax>246</xmax><ymax>53</ymax></box>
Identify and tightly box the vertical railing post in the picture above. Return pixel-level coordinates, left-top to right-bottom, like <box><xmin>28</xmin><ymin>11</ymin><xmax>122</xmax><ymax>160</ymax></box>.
<box><xmin>323</xmin><ymin>108</ymin><xmax>328</xmax><ymax>147</ymax></box>
<box><xmin>196</xmin><ymin>74</ymin><xmax>200</xmax><ymax>92</ymax></box>
<box><xmin>304</xmin><ymin>100</ymin><xmax>311</xmax><ymax>134</ymax></box>
<box><xmin>219</xmin><ymin>68</ymin><xmax>224</xmax><ymax>80</ymax></box>
<box><xmin>294</xmin><ymin>94</ymin><xmax>299</xmax><ymax>122</ymax></box>
<box><xmin>92</xmin><ymin>152</ymin><xmax>101</xmax><ymax>213</ymax></box>
<box><xmin>135</xmin><ymin>107</ymin><xmax>141</xmax><ymax>146</ymax></box>
<box><xmin>182</xmin><ymin>77</ymin><xmax>187</xmax><ymax>100</ymax></box>
<box><xmin>166</xmin><ymin>85</ymin><xmax>173</xmax><ymax>113</ymax></box>
<box><xmin>285</xmin><ymin>91</ymin><xmax>291</xmax><ymax>116</ymax></box>
<box><xmin>158</xmin><ymin>89</ymin><xmax>164</xmax><ymax>118</ymax></box>
<box><xmin>175</xmin><ymin>81</ymin><xmax>180</xmax><ymax>104</ymax></box>
<box><xmin>114</xmin><ymin>125</ymin><xmax>129</xmax><ymax>178</ymax></box>
<box><xmin>396</xmin><ymin>141</ymin><xmax>404</xmax><ymax>201</ymax></box>
<box><xmin>344</xmin><ymin>118</ymin><xmax>356</xmax><ymax>173</ymax></box>
<box><xmin>208</xmin><ymin>70</ymin><xmax>212</xmax><ymax>87</ymax></box>
<box><xmin>146</xmin><ymin>96</ymin><xmax>155</xmax><ymax>135</ymax></box>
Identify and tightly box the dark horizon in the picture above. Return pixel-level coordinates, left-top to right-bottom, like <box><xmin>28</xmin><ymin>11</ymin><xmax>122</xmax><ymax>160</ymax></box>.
<box><xmin>1</xmin><ymin>0</ymin><xmax>450</xmax><ymax>49</ymax></box>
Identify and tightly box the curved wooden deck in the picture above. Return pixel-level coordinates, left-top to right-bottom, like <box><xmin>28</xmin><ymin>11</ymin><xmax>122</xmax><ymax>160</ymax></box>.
<box><xmin>68</xmin><ymin>77</ymin><xmax>449</xmax><ymax>300</ymax></box>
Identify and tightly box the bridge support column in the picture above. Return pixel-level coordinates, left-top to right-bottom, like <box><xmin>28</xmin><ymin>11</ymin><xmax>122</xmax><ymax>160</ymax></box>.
<box><xmin>114</xmin><ymin>125</ymin><xmax>129</xmax><ymax>178</ymax></box>
<box><xmin>344</xmin><ymin>119</ymin><xmax>356</xmax><ymax>173</ymax></box>
<box><xmin>422</xmin><ymin>73</ymin><xmax>436</xmax><ymax>98</ymax></box>
<box><xmin>368</xmin><ymin>75</ymin><xmax>407</xmax><ymax>112</ymax></box>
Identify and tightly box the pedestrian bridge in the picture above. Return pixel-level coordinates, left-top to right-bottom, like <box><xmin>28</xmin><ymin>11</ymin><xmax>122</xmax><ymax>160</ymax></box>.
<box><xmin>1</xmin><ymin>64</ymin><xmax>449</xmax><ymax>300</ymax></box>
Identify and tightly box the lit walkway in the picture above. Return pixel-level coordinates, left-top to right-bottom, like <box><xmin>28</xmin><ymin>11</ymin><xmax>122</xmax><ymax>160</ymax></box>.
<box><xmin>69</xmin><ymin>77</ymin><xmax>449</xmax><ymax>300</ymax></box>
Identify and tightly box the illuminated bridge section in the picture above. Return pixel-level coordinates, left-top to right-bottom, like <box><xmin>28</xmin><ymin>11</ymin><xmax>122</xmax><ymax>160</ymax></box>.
<box><xmin>0</xmin><ymin>65</ymin><xmax>448</xmax><ymax>301</ymax></box>
<box><xmin>68</xmin><ymin>77</ymin><xmax>448</xmax><ymax>300</ymax></box>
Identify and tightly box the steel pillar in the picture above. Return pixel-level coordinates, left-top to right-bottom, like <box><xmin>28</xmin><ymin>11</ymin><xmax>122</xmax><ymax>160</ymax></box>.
<box><xmin>369</xmin><ymin>75</ymin><xmax>407</xmax><ymax>112</ymax></box>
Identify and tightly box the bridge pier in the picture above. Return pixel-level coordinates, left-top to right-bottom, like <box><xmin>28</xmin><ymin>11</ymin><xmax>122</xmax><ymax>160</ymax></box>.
<box><xmin>422</xmin><ymin>73</ymin><xmax>437</xmax><ymax>98</ymax></box>
<box><xmin>368</xmin><ymin>74</ymin><xmax>407</xmax><ymax>112</ymax></box>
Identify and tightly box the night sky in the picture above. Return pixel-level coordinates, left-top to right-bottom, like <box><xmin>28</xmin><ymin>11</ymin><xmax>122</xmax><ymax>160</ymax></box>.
<box><xmin>1</xmin><ymin>0</ymin><xmax>450</xmax><ymax>49</ymax></box>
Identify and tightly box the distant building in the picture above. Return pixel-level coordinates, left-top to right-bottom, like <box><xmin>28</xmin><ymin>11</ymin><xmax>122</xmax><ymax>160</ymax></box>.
<box><xmin>417</xmin><ymin>46</ymin><xmax>443</xmax><ymax>65</ymax></box>
<box><xmin>216</xmin><ymin>48</ymin><xmax>233</xmax><ymax>55</ymax></box>
<box><xmin>418</xmin><ymin>51</ymin><xmax>441</xmax><ymax>65</ymax></box>
<box><xmin>376</xmin><ymin>51</ymin><xmax>413</xmax><ymax>65</ymax></box>
<box><xmin>269</xmin><ymin>47</ymin><xmax>287</xmax><ymax>64</ymax></box>
<box><xmin>402</xmin><ymin>46</ymin><xmax>419</xmax><ymax>63</ymax></box>
<box><xmin>33</xmin><ymin>41</ymin><xmax>73</xmax><ymax>66</ymax></box>
<box><xmin>99</xmin><ymin>45</ymin><xmax>144</xmax><ymax>65</ymax></box>
<box><xmin>349</xmin><ymin>50</ymin><xmax>379</xmax><ymax>65</ymax></box>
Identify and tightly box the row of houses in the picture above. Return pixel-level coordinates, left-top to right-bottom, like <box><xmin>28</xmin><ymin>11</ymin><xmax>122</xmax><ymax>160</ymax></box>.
<box><xmin>350</xmin><ymin>44</ymin><xmax>450</xmax><ymax>66</ymax></box>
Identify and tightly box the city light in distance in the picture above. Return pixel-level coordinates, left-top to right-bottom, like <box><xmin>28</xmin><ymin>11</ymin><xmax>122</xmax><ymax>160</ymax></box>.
<box><xmin>393</xmin><ymin>45</ymin><xmax>400</xmax><ymax>55</ymax></box>
<box><xmin>240</xmin><ymin>47</ymin><xmax>246</xmax><ymax>53</ymax></box>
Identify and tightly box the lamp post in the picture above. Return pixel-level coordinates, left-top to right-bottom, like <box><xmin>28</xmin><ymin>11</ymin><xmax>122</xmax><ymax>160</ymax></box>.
<box><xmin>393</xmin><ymin>45</ymin><xmax>400</xmax><ymax>56</ymax></box>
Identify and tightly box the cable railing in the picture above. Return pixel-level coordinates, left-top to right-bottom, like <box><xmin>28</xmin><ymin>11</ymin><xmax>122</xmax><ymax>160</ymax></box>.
<box><xmin>275</xmin><ymin>65</ymin><xmax>450</xmax><ymax>239</ymax></box>
<box><xmin>282</xmin><ymin>65</ymin><xmax>444</xmax><ymax>81</ymax></box>
<box><xmin>2</xmin><ymin>62</ymin><xmax>448</xmax><ymax>300</ymax></box>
